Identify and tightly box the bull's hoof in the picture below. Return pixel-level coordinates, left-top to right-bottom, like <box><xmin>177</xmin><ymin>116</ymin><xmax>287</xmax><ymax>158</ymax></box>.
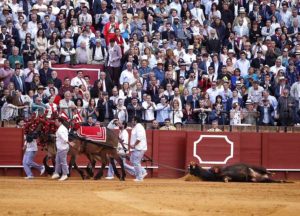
<box><xmin>120</xmin><ymin>178</ymin><xmax>125</xmax><ymax>181</ymax></box>
<box><xmin>94</xmin><ymin>176</ymin><xmax>101</xmax><ymax>180</ymax></box>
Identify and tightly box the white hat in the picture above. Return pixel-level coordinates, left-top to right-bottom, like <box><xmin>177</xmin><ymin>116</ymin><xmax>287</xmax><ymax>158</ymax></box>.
<box><xmin>239</xmin><ymin>7</ymin><xmax>246</xmax><ymax>13</ymax></box>
<box><xmin>141</xmin><ymin>55</ymin><xmax>148</xmax><ymax>60</ymax></box>
<box><xmin>279</xmin><ymin>76</ymin><xmax>286</xmax><ymax>80</ymax></box>
<box><xmin>31</xmin><ymin>5</ymin><xmax>39</xmax><ymax>10</ymax></box>
<box><xmin>245</xmin><ymin>99</ymin><xmax>253</xmax><ymax>105</ymax></box>
<box><xmin>228</xmin><ymin>49</ymin><xmax>235</xmax><ymax>54</ymax></box>
<box><xmin>17</xmin><ymin>8</ymin><xmax>24</xmax><ymax>13</ymax></box>
<box><xmin>266</xmin><ymin>36</ymin><xmax>272</xmax><ymax>40</ymax></box>
<box><xmin>188</xmin><ymin>45</ymin><xmax>194</xmax><ymax>50</ymax></box>
<box><xmin>65</xmin><ymin>38</ymin><xmax>72</xmax><ymax>43</ymax></box>
<box><xmin>157</xmin><ymin>59</ymin><xmax>163</xmax><ymax>64</ymax></box>
<box><xmin>115</xmin><ymin>0</ymin><xmax>122</xmax><ymax>4</ymax></box>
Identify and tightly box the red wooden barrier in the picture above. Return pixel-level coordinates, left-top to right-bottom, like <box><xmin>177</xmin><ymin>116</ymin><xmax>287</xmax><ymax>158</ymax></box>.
<box><xmin>1</xmin><ymin>129</ymin><xmax>300</xmax><ymax>179</ymax></box>
<box><xmin>262</xmin><ymin>133</ymin><xmax>300</xmax><ymax>169</ymax></box>
<box><xmin>0</xmin><ymin>128</ymin><xmax>23</xmax><ymax>165</ymax></box>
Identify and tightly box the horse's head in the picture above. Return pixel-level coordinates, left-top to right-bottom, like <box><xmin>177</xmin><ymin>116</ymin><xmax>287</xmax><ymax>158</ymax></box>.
<box><xmin>39</xmin><ymin>133</ymin><xmax>57</xmax><ymax>156</ymax></box>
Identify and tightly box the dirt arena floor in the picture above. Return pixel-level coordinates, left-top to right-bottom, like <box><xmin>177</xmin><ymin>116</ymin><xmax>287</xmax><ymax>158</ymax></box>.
<box><xmin>0</xmin><ymin>177</ymin><xmax>299</xmax><ymax>216</ymax></box>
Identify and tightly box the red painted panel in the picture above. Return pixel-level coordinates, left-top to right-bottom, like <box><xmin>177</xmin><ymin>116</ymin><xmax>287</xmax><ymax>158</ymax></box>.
<box><xmin>0</xmin><ymin>128</ymin><xmax>23</xmax><ymax>165</ymax></box>
<box><xmin>155</xmin><ymin>130</ymin><xmax>187</xmax><ymax>178</ymax></box>
<box><xmin>185</xmin><ymin>132</ymin><xmax>240</xmax><ymax>167</ymax></box>
<box><xmin>262</xmin><ymin>133</ymin><xmax>300</xmax><ymax>169</ymax></box>
<box><xmin>240</xmin><ymin>133</ymin><xmax>262</xmax><ymax>165</ymax></box>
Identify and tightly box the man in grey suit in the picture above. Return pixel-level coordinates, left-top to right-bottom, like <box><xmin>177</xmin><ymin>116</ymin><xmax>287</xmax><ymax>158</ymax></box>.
<box><xmin>45</xmin><ymin>21</ymin><xmax>60</xmax><ymax>39</ymax></box>
<box><xmin>59</xmin><ymin>91</ymin><xmax>76</xmax><ymax>118</ymax></box>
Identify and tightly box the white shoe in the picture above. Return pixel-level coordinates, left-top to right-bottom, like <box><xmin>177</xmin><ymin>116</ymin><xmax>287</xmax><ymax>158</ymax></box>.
<box><xmin>142</xmin><ymin>172</ymin><xmax>148</xmax><ymax>179</ymax></box>
<box><xmin>51</xmin><ymin>173</ymin><xmax>60</xmax><ymax>179</ymax></box>
<box><xmin>105</xmin><ymin>176</ymin><xmax>114</xmax><ymax>180</ymax></box>
<box><xmin>58</xmin><ymin>175</ymin><xmax>68</xmax><ymax>181</ymax></box>
<box><xmin>24</xmin><ymin>176</ymin><xmax>34</xmax><ymax>180</ymax></box>
<box><xmin>133</xmin><ymin>179</ymin><xmax>143</xmax><ymax>182</ymax></box>
<box><xmin>40</xmin><ymin>166</ymin><xmax>45</xmax><ymax>175</ymax></box>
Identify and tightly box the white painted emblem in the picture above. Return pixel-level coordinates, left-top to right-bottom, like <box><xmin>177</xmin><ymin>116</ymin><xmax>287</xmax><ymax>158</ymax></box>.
<box><xmin>193</xmin><ymin>135</ymin><xmax>234</xmax><ymax>164</ymax></box>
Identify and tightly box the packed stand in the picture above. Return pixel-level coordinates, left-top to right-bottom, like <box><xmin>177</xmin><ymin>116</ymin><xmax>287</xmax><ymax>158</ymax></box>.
<box><xmin>0</xmin><ymin>0</ymin><xmax>300</xmax><ymax>129</ymax></box>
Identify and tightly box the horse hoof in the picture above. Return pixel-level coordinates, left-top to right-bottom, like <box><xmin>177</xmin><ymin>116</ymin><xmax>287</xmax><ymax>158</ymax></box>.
<box><xmin>120</xmin><ymin>178</ymin><xmax>125</xmax><ymax>181</ymax></box>
<box><xmin>94</xmin><ymin>177</ymin><xmax>100</xmax><ymax>180</ymax></box>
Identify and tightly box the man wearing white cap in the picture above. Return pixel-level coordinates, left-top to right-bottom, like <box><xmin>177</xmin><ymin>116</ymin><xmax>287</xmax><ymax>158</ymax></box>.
<box><xmin>60</xmin><ymin>38</ymin><xmax>76</xmax><ymax>65</ymax></box>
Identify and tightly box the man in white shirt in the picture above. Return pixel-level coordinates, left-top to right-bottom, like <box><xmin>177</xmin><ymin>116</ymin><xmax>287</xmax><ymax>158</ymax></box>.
<box><xmin>191</xmin><ymin>0</ymin><xmax>205</xmax><ymax>25</ymax></box>
<box><xmin>270</xmin><ymin>58</ymin><xmax>286</xmax><ymax>76</ymax></box>
<box><xmin>106</xmin><ymin>121</ymin><xmax>136</xmax><ymax>179</ymax></box>
<box><xmin>51</xmin><ymin>118</ymin><xmax>73</xmax><ymax>181</ymax></box>
<box><xmin>28</xmin><ymin>14</ymin><xmax>38</xmax><ymax>36</ymax></box>
<box><xmin>71</xmin><ymin>70</ymin><xmax>88</xmax><ymax>89</ymax></box>
<box><xmin>119</xmin><ymin>62</ymin><xmax>135</xmax><ymax>85</ymax></box>
<box><xmin>290</xmin><ymin>76</ymin><xmax>300</xmax><ymax>109</ymax></box>
<box><xmin>142</xmin><ymin>95</ymin><xmax>156</xmax><ymax>122</ymax></box>
<box><xmin>235</xmin><ymin>51</ymin><xmax>250</xmax><ymax>77</ymax></box>
<box><xmin>79</xmin><ymin>6</ymin><xmax>93</xmax><ymax>26</ymax></box>
<box><xmin>207</xmin><ymin>81</ymin><xmax>221</xmax><ymax>104</ymax></box>
<box><xmin>130</xmin><ymin>116</ymin><xmax>148</xmax><ymax>182</ymax></box>
<box><xmin>76</xmin><ymin>41</ymin><xmax>91</xmax><ymax>64</ymax></box>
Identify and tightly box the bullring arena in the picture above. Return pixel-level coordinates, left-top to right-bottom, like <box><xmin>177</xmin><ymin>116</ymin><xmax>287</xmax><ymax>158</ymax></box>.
<box><xmin>1</xmin><ymin>127</ymin><xmax>300</xmax><ymax>216</ymax></box>
<box><xmin>1</xmin><ymin>178</ymin><xmax>300</xmax><ymax>216</ymax></box>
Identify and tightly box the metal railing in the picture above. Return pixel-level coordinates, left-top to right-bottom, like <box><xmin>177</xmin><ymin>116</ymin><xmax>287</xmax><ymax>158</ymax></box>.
<box><xmin>1</xmin><ymin>106</ymin><xmax>300</xmax><ymax>133</ymax></box>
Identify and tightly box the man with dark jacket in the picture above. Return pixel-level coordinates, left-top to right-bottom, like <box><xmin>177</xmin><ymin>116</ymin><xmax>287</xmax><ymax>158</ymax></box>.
<box><xmin>10</xmin><ymin>68</ymin><xmax>26</xmax><ymax>94</ymax></box>
<box><xmin>277</xmin><ymin>89</ymin><xmax>296</xmax><ymax>126</ymax></box>
<box><xmin>127</xmin><ymin>97</ymin><xmax>143</xmax><ymax>122</ymax></box>
<box><xmin>257</xmin><ymin>99</ymin><xmax>274</xmax><ymax>126</ymax></box>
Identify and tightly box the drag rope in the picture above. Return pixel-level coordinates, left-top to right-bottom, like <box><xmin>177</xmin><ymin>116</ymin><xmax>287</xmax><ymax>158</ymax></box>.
<box><xmin>142</xmin><ymin>154</ymin><xmax>187</xmax><ymax>173</ymax></box>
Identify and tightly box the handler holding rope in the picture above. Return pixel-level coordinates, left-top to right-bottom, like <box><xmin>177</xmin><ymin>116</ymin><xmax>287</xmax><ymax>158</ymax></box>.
<box><xmin>130</xmin><ymin>116</ymin><xmax>148</xmax><ymax>182</ymax></box>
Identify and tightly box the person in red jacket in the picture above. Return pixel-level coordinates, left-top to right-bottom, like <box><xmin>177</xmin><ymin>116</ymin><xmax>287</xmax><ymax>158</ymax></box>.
<box><xmin>103</xmin><ymin>15</ymin><xmax>119</xmax><ymax>45</ymax></box>
<box><xmin>114</xmin><ymin>28</ymin><xmax>126</xmax><ymax>54</ymax></box>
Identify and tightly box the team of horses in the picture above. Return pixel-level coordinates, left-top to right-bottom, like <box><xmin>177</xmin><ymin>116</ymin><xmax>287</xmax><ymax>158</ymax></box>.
<box><xmin>32</xmin><ymin>117</ymin><xmax>126</xmax><ymax>180</ymax></box>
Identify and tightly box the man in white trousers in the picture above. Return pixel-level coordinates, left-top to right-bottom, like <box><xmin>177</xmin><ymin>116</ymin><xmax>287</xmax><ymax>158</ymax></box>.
<box><xmin>130</xmin><ymin>116</ymin><xmax>148</xmax><ymax>182</ymax></box>
<box><xmin>106</xmin><ymin>121</ymin><xmax>136</xmax><ymax>179</ymax></box>
<box><xmin>51</xmin><ymin>118</ymin><xmax>73</xmax><ymax>181</ymax></box>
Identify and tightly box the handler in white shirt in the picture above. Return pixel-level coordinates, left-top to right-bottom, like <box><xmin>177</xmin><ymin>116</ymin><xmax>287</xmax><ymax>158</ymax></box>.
<box><xmin>106</xmin><ymin>121</ymin><xmax>136</xmax><ymax>179</ymax></box>
<box><xmin>130</xmin><ymin>116</ymin><xmax>148</xmax><ymax>182</ymax></box>
<box><xmin>51</xmin><ymin>118</ymin><xmax>73</xmax><ymax>181</ymax></box>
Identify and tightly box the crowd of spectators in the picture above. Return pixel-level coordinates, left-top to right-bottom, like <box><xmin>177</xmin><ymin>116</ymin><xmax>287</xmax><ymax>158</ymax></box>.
<box><xmin>0</xmin><ymin>0</ymin><xmax>300</xmax><ymax>129</ymax></box>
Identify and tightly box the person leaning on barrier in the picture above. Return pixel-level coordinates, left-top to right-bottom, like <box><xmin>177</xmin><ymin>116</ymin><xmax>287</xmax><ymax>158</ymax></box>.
<box><xmin>207</xmin><ymin>120</ymin><xmax>223</xmax><ymax>132</ymax></box>
<box><xmin>160</xmin><ymin>118</ymin><xmax>176</xmax><ymax>130</ymax></box>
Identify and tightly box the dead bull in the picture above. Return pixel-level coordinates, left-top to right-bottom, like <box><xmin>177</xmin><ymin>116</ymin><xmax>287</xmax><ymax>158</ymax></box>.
<box><xmin>189</xmin><ymin>162</ymin><xmax>290</xmax><ymax>183</ymax></box>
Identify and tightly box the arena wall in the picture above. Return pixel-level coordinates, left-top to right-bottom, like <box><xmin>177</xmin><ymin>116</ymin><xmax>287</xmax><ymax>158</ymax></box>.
<box><xmin>1</xmin><ymin>129</ymin><xmax>300</xmax><ymax>180</ymax></box>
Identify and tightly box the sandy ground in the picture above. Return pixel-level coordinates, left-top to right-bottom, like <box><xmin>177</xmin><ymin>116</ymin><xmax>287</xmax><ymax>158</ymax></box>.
<box><xmin>0</xmin><ymin>177</ymin><xmax>300</xmax><ymax>216</ymax></box>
